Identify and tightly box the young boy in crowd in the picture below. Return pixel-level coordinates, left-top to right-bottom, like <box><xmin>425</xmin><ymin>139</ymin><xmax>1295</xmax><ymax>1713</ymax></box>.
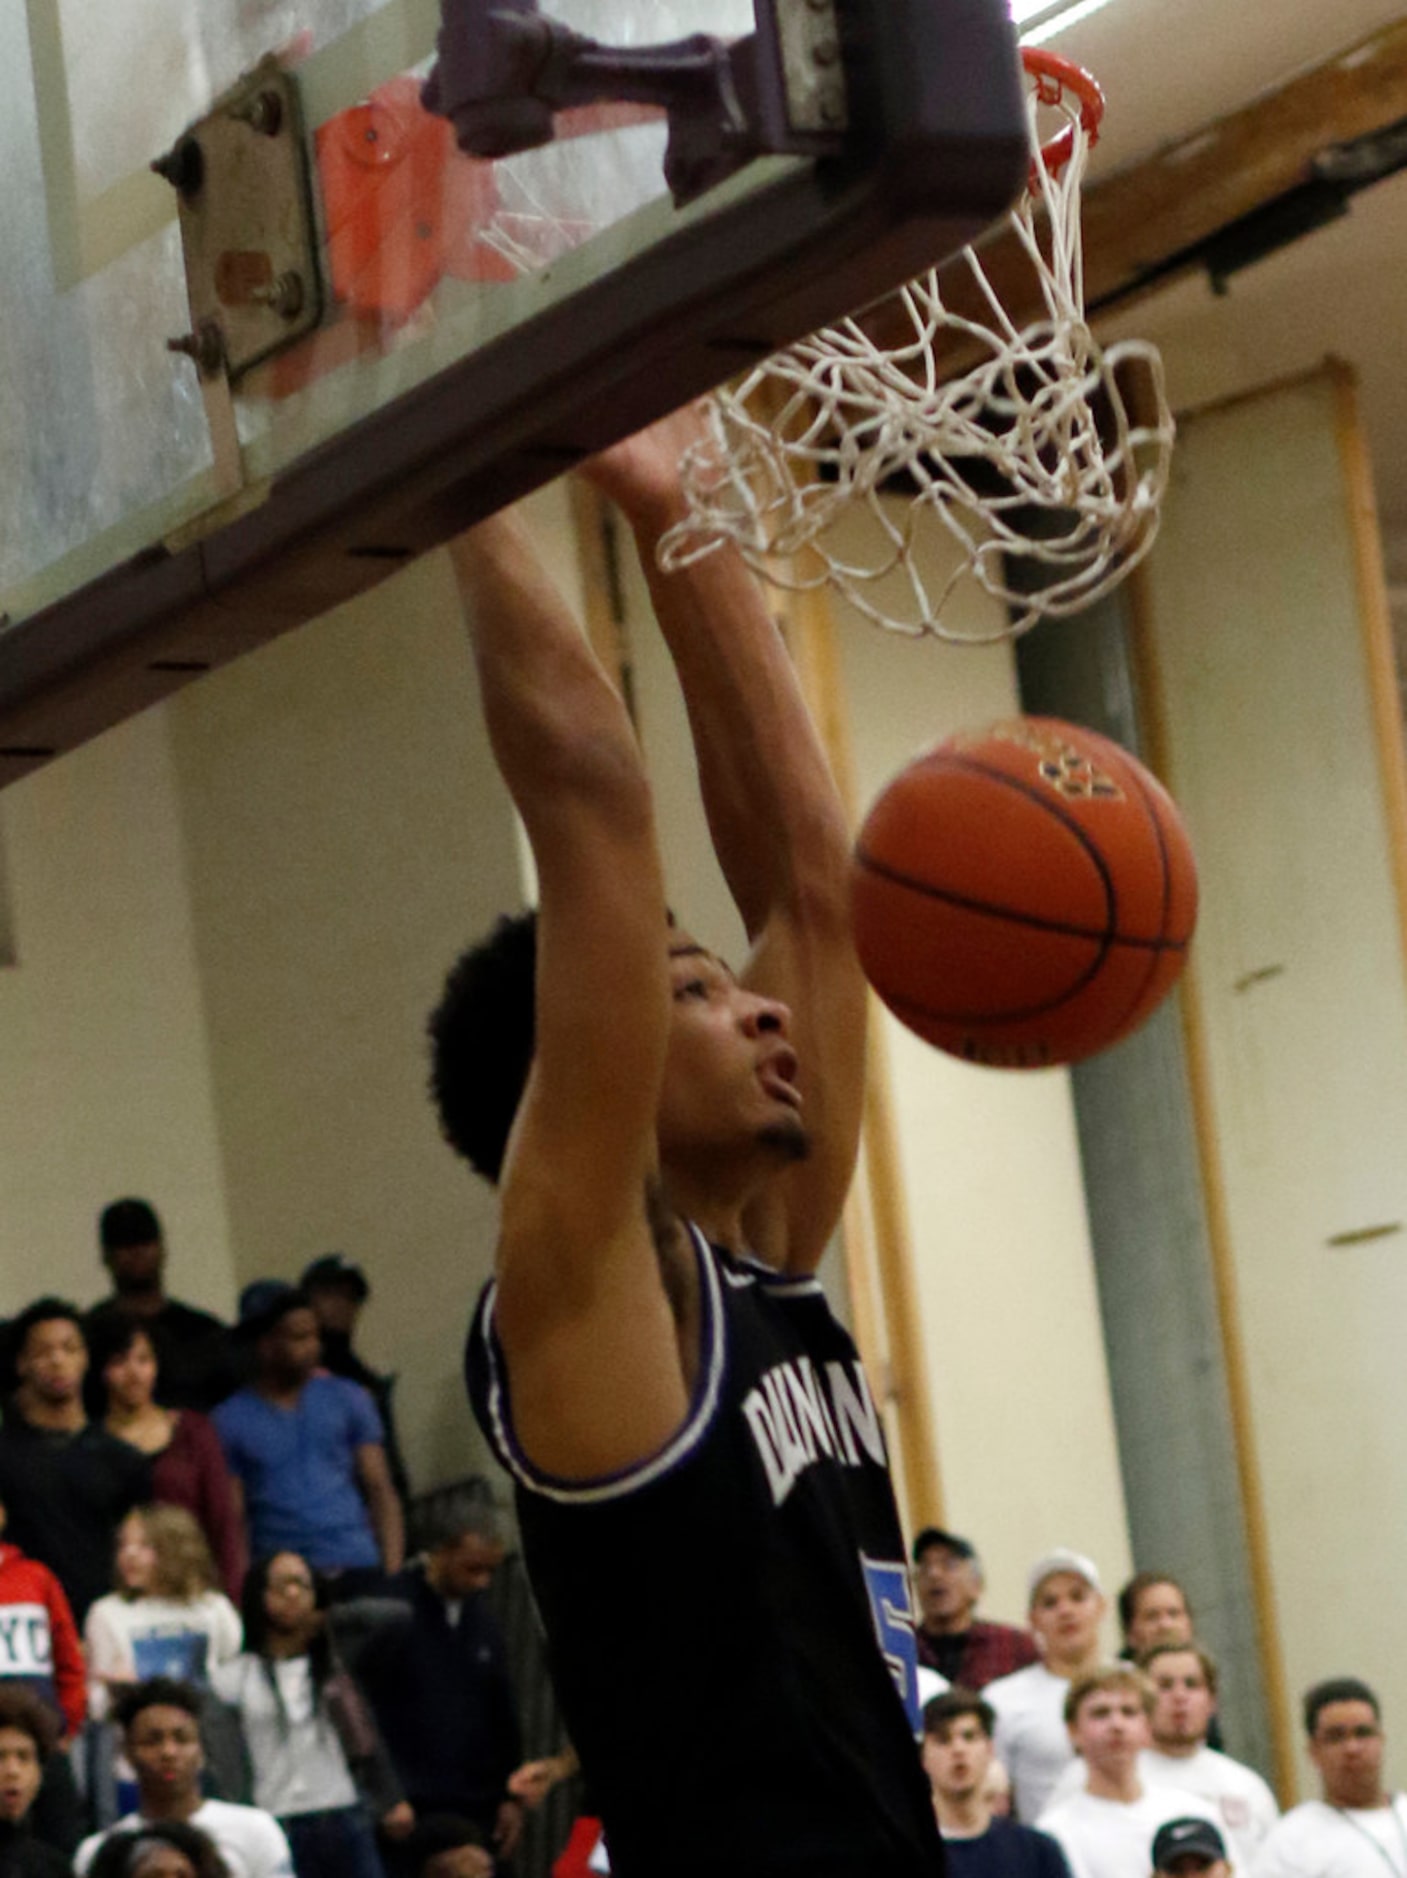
<box><xmin>0</xmin><ymin>1686</ymin><xmax>72</xmax><ymax>1877</ymax></box>
<box><xmin>0</xmin><ymin>1300</ymin><xmax>149</xmax><ymax>1625</ymax></box>
<box><xmin>922</xmin><ymin>1690</ymin><xmax>1073</xmax><ymax>1877</ymax></box>
<box><xmin>1036</xmin><ymin>1667</ymin><xmax>1219</xmax><ymax>1878</ymax></box>
<box><xmin>74</xmin><ymin>1677</ymin><xmax>295</xmax><ymax>1878</ymax></box>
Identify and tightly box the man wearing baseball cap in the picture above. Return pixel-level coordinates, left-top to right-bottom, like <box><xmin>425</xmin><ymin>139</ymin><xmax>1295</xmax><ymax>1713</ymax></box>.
<box><xmin>912</xmin><ymin>1528</ymin><xmax>1039</xmax><ymax>1692</ymax></box>
<box><xmin>1151</xmin><ymin>1816</ymin><xmax>1230</xmax><ymax>1876</ymax></box>
<box><xmin>985</xmin><ymin>1549</ymin><xmax>1110</xmax><ymax>1822</ymax></box>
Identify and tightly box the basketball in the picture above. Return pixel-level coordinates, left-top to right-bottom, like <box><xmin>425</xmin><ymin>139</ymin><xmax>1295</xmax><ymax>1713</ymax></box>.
<box><xmin>851</xmin><ymin>717</ymin><xmax>1198</xmax><ymax>1068</ymax></box>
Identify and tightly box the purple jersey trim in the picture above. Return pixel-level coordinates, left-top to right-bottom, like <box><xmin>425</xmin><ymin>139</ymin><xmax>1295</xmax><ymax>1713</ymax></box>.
<box><xmin>478</xmin><ymin>1221</ymin><xmax>727</xmax><ymax>1505</ymax></box>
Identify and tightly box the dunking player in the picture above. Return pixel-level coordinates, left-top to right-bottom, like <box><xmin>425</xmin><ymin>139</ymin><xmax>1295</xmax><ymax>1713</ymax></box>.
<box><xmin>428</xmin><ymin>412</ymin><xmax>942</xmax><ymax>1878</ymax></box>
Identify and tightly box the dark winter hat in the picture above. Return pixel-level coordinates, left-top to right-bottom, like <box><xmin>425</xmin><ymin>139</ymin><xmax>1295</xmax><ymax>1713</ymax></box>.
<box><xmin>300</xmin><ymin>1253</ymin><xmax>370</xmax><ymax>1301</ymax></box>
<box><xmin>234</xmin><ymin>1279</ymin><xmax>312</xmax><ymax>1340</ymax></box>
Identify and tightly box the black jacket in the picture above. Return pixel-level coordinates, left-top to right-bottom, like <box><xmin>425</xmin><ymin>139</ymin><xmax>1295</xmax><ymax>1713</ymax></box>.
<box><xmin>354</xmin><ymin>1564</ymin><xmax>522</xmax><ymax>1822</ymax></box>
<box><xmin>0</xmin><ymin>1818</ymin><xmax>72</xmax><ymax>1878</ymax></box>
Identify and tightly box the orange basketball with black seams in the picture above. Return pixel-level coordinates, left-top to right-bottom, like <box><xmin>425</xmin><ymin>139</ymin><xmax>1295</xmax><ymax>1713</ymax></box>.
<box><xmin>850</xmin><ymin>716</ymin><xmax>1198</xmax><ymax>1067</ymax></box>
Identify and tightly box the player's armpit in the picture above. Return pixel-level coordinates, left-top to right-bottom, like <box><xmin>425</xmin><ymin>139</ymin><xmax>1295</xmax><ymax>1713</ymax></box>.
<box><xmin>493</xmin><ymin>1204</ymin><xmax>692</xmax><ymax>1481</ymax></box>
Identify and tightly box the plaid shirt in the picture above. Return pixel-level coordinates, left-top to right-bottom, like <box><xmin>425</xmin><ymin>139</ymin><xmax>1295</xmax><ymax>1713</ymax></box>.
<box><xmin>917</xmin><ymin>1618</ymin><xmax>1039</xmax><ymax>1689</ymax></box>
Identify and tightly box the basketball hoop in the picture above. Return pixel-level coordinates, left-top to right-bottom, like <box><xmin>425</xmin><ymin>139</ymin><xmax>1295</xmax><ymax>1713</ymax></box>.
<box><xmin>658</xmin><ymin>51</ymin><xmax>1175</xmax><ymax>642</ymax></box>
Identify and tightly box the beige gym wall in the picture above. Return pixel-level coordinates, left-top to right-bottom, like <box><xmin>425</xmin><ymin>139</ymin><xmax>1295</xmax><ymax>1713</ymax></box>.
<box><xmin>827</xmin><ymin>541</ymin><xmax>1133</xmax><ymax>1637</ymax></box>
<box><xmin>163</xmin><ymin>532</ymin><xmax>533</xmax><ymax>1491</ymax></box>
<box><xmin>1136</xmin><ymin>364</ymin><xmax>1407</xmax><ymax>1792</ymax></box>
<box><xmin>0</xmin><ymin>708</ymin><xmax>234</xmax><ymax>1314</ymax></box>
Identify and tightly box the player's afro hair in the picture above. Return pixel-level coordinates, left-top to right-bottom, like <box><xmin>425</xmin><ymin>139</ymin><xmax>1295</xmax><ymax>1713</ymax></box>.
<box><xmin>427</xmin><ymin>910</ymin><xmax>538</xmax><ymax>1185</ymax></box>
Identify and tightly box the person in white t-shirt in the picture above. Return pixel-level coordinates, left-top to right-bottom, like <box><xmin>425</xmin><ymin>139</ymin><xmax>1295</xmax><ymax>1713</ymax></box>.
<box><xmin>1044</xmin><ymin>1639</ymin><xmax>1277</xmax><ymax>1846</ymax></box>
<box><xmin>74</xmin><ymin>1677</ymin><xmax>294</xmax><ymax>1878</ymax></box>
<box><xmin>210</xmin><ymin>1550</ymin><xmax>410</xmax><ymax>1878</ymax></box>
<box><xmin>1253</xmin><ymin>1676</ymin><xmax>1407</xmax><ymax>1878</ymax></box>
<box><xmin>1035</xmin><ymin>1664</ymin><xmax>1219</xmax><ymax>1878</ymax></box>
<box><xmin>85</xmin><ymin>1507</ymin><xmax>243</xmax><ymax>1714</ymax></box>
<box><xmin>986</xmin><ymin>1549</ymin><xmax>1110</xmax><ymax>1823</ymax></box>
<box><xmin>1140</xmin><ymin>1641</ymin><xmax>1278</xmax><ymax>1867</ymax></box>
<box><xmin>85</xmin><ymin>1504</ymin><xmax>244</xmax><ymax>1822</ymax></box>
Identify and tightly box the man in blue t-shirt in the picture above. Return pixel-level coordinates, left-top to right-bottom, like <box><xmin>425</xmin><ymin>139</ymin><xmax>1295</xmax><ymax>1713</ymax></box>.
<box><xmin>213</xmin><ymin>1282</ymin><xmax>403</xmax><ymax>1592</ymax></box>
<box><xmin>924</xmin><ymin>1689</ymin><xmax>1074</xmax><ymax>1878</ymax></box>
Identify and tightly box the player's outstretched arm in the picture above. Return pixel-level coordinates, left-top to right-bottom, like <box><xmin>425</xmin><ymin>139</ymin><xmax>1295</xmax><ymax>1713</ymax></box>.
<box><xmin>448</xmin><ymin>513</ymin><xmax>689</xmax><ymax>1478</ymax></box>
<box><xmin>583</xmin><ymin>415</ymin><xmax>867</xmax><ymax>1276</ymax></box>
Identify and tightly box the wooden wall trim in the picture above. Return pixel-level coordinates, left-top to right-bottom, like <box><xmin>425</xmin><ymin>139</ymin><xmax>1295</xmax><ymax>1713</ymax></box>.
<box><xmin>1082</xmin><ymin>17</ymin><xmax>1407</xmax><ymax>315</ymax></box>
<box><xmin>880</xmin><ymin>17</ymin><xmax>1407</xmax><ymax>356</ymax></box>
<box><xmin>1331</xmin><ymin>361</ymin><xmax>1407</xmax><ymax>982</ymax></box>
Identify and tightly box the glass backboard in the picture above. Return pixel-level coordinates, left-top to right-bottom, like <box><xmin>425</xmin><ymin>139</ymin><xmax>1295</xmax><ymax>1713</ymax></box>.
<box><xmin>0</xmin><ymin>0</ymin><xmax>1025</xmax><ymax>776</ymax></box>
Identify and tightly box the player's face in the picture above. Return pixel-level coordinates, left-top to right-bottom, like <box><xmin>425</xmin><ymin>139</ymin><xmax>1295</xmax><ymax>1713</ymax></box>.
<box><xmin>17</xmin><ymin>1318</ymin><xmax>88</xmax><ymax>1403</ymax></box>
<box><xmin>1148</xmin><ymin>1652</ymin><xmax>1216</xmax><ymax>1750</ymax></box>
<box><xmin>913</xmin><ymin>1545</ymin><xmax>981</xmax><ymax>1627</ymax></box>
<box><xmin>1128</xmin><ymin>1580</ymin><xmax>1192</xmax><ymax>1652</ymax></box>
<box><xmin>0</xmin><ymin>1728</ymin><xmax>41</xmax><ymax>1824</ymax></box>
<box><xmin>1158</xmin><ymin>1860</ymin><xmax>1229</xmax><ymax>1878</ymax></box>
<box><xmin>922</xmin><ymin>1714</ymin><xmax>993</xmax><ymax>1801</ymax></box>
<box><xmin>1030</xmin><ymin>1572</ymin><xmax>1104</xmax><ymax>1660</ymax></box>
<box><xmin>125</xmin><ymin>1706</ymin><xmax>203</xmax><ymax>1802</ymax></box>
<box><xmin>1309</xmin><ymin>1699</ymin><xmax>1385</xmax><ymax>1808</ymax></box>
<box><xmin>104</xmin><ymin>1330</ymin><xmax>159</xmax><ymax>1413</ymax></box>
<box><xmin>1069</xmin><ymin>1686</ymin><xmax>1149</xmax><ymax>1775</ymax></box>
<box><xmin>116</xmin><ymin>1514</ymin><xmax>158</xmax><ymax>1594</ymax></box>
<box><xmin>657</xmin><ymin>939</ymin><xmax>808</xmax><ymax>1167</ymax></box>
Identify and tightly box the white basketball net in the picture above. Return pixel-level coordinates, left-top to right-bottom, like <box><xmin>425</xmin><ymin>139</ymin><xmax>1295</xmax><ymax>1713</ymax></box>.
<box><xmin>657</xmin><ymin>53</ymin><xmax>1175</xmax><ymax>642</ymax></box>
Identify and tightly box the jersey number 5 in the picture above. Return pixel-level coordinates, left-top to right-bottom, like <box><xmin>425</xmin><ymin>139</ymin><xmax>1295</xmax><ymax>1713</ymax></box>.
<box><xmin>860</xmin><ymin>1554</ymin><xmax>920</xmax><ymax>1731</ymax></box>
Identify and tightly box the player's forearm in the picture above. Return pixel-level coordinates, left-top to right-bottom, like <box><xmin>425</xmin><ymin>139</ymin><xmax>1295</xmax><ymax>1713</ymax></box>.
<box><xmin>630</xmin><ymin>515</ymin><xmax>851</xmax><ymax>937</ymax></box>
<box><xmin>450</xmin><ymin>517</ymin><xmax>647</xmax><ymax>826</ymax></box>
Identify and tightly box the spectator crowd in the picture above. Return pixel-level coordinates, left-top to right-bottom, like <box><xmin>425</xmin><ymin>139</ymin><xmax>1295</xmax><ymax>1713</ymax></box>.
<box><xmin>0</xmin><ymin>1200</ymin><xmax>513</xmax><ymax>1878</ymax></box>
<box><xmin>0</xmin><ymin>1196</ymin><xmax>1396</xmax><ymax>1878</ymax></box>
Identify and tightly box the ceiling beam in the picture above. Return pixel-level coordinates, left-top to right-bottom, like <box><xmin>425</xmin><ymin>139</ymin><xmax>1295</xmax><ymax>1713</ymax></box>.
<box><xmin>881</xmin><ymin>15</ymin><xmax>1407</xmax><ymax>355</ymax></box>
<box><xmin>1082</xmin><ymin>13</ymin><xmax>1407</xmax><ymax>313</ymax></box>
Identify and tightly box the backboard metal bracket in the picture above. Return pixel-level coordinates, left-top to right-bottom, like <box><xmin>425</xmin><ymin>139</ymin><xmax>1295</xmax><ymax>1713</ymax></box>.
<box><xmin>423</xmin><ymin>0</ymin><xmax>849</xmax><ymax>206</ymax></box>
<box><xmin>153</xmin><ymin>59</ymin><xmax>325</xmax><ymax>384</ymax></box>
<box><xmin>761</xmin><ymin>0</ymin><xmax>848</xmax><ymax>139</ymax></box>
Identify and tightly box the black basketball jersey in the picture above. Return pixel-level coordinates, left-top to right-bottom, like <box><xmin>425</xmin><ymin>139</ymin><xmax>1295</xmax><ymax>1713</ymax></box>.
<box><xmin>465</xmin><ymin>1224</ymin><xmax>944</xmax><ymax>1878</ymax></box>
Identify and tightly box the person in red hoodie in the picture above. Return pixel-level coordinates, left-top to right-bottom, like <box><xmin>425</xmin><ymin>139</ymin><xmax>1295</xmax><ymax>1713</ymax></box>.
<box><xmin>0</xmin><ymin>1497</ymin><xmax>86</xmax><ymax>1743</ymax></box>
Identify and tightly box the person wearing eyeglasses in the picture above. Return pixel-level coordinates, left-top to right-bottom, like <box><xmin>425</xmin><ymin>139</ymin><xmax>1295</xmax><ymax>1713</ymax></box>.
<box><xmin>1252</xmin><ymin>1678</ymin><xmax>1407</xmax><ymax>1877</ymax></box>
